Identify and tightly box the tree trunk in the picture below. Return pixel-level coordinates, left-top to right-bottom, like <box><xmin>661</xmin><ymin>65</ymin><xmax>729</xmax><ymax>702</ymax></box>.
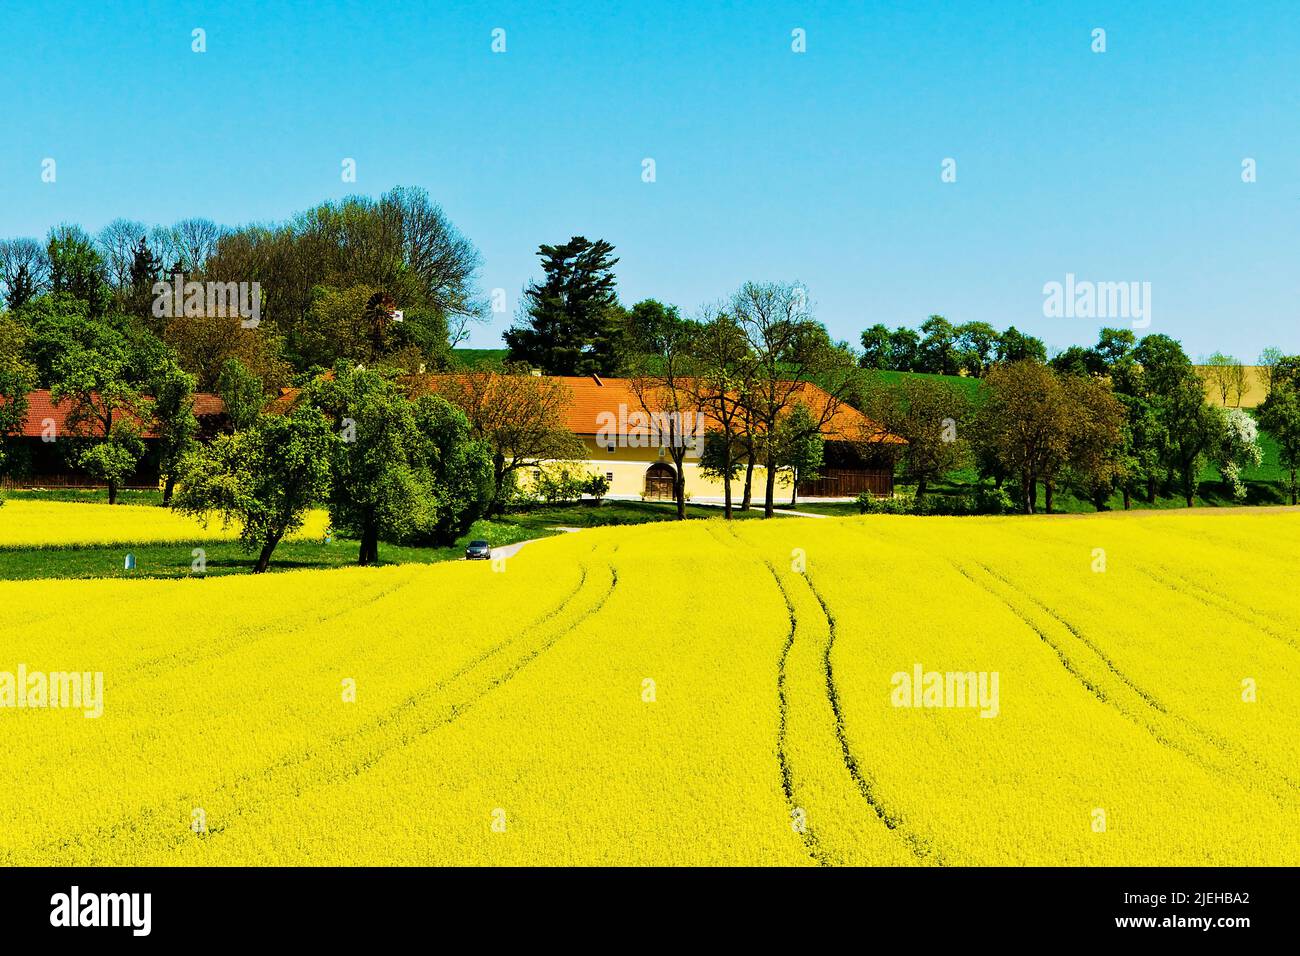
<box><xmin>915</xmin><ymin>475</ymin><xmax>928</xmax><ymax>503</ymax></box>
<box><xmin>1122</xmin><ymin>486</ymin><xmax>1131</xmax><ymax>510</ymax></box>
<box><xmin>1184</xmin><ymin>467</ymin><xmax>1195</xmax><ymax>507</ymax></box>
<box><xmin>254</xmin><ymin>532</ymin><xmax>282</xmax><ymax>574</ymax></box>
<box><xmin>1146</xmin><ymin>475</ymin><xmax>1157</xmax><ymax>504</ymax></box>
<box><xmin>1044</xmin><ymin>479</ymin><xmax>1054</xmax><ymax>515</ymax></box>
<box><xmin>675</xmin><ymin>476</ymin><xmax>686</xmax><ymax>520</ymax></box>
<box><xmin>722</xmin><ymin>454</ymin><xmax>733</xmax><ymax>520</ymax></box>
<box><xmin>358</xmin><ymin>521</ymin><xmax>380</xmax><ymax>565</ymax></box>
<box><xmin>108</xmin><ymin>480</ymin><xmax>118</xmax><ymax>505</ymax></box>
<box><xmin>790</xmin><ymin>467</ymin><xmax>798</xmax><ymax>508</ymax></box>
<box><xmin>491</xmin><ymin>456</ymin><xmax>507</xmax><ymax>515</ymax></box>
<box><xmin>1291</xmin><ymin>468</ymin><xmax>1297</xmax><ymax>506</ymax></box>
<box><xmin>763</xmin><ymin>452</ymin><xmax>778</xmax><ymax>518</ymax></box>
<box><xmin>162</xmin><ymin>474</ymin><xmax>176</xmax><ymax>506</ymax></box>
<box><xmin>1021</xmin><ymin>472</ymin><xmax>1035</xmax><ymax>514</ymax></box>
<box><xmin>741</xmin><ymin>458</ymin><xmax>754</xmax><ymax>511</ymax></box>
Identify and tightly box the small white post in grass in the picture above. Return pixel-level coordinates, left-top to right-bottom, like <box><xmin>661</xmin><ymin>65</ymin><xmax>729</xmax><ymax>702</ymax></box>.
<box><xmin>124</xmin><ymin>553</ymin><xmax>136</xmax><ymax>571</ymax></box>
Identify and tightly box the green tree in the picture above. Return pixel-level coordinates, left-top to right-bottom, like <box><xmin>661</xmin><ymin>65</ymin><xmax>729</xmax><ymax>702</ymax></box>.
<box><xmin>151</xmin><ymin>361</ymin><xmax>200</xmax><ymax>504</ymax></box>
<box><xmin>47</xmin><ymin>225</ymin><xmax>111</xmax><ymax>317</ymax></box>
<box><xmin>858</xmin><ymin>324</ymin><xmax>893</xmax><ymax>370</ymax></box>
<box><xmin>0</xmin><ymin>341</ymin><xmax>34</xmax><ymax>480</ymax></box>
<box><xmin>298</xmin><ymin>285</ymin><xmax>417</xmax><ymax>369</ymax></box>
<box><xmin>976</xmin><ymin>360</ymin><xmax>1072</xmax><ymax>514</ymax></box>
<box><xmin>1134</xmin><ymin>335</ymin><xmax>1221</xmax><ymax>506</ymax></box>
<box><xmin>48</xmin><ymin>322</ymin><xmax>149</xmax><ymax>504</ymax></box>
<box><xmin>126</xmin><ymin>235</ymin><xmax>163</xmax><ymax>322</ymax></box>
<box><xmin>174</xmin><ymin>408</ymin><xmax>334</xmax><ymax>573</ymax></box>
<box><xmin>1095</xmin><ymin>327</ymin><xmax>1136</xmax><ymax>369</ymax></box>
<box><xmin>955</xmin><ymin>321</ymin><xmax>998</xmax><ymax>377</ymax></box>
<box><xmin>1114</xmin><ymin>391</ymin><xmax>1163</xmax><ymax>507</ymax></box>
<box><xmin>410</xmin><ymin>393</ymin><xmax>495</xmax><ymax>544</ymax></box>
<box><xmin>698</xmin><ymin>430</ymin><xmax>747</xmax><ymax>500</ymax></box>
<box><xmin>1260</xmin><ymin>383</ymin><xmax>1300</xmax><ymax>504</ymax></box>
<box><xmin>887</xmin><ymin>326</ymin><xmax>921</xmax><ymax>371</ymax></box>
<box><xmin>861</xmin><ymin>374</ymin><xmax>971</xmax><ymax>502</ymax></box>
<box><xmin>1049</xmin><ymin>345</ymin><xmax>1104</xmax><ymax>378</ymax></box>
<box><xmin>1058</xmin><ymin>373</ymin><xmax>1126</xmax><ymax>511</ymax></box>
<box><xmin>1163</xmin><ymin>374</ymin><xmax>1224</xmax><ymax>506</ymax></box>
<box><xmin>771</xmin><ymin>404</ymin><xmax>825</xmax><ymax>507</ymax></box>
<box><xmin>310</xmin><ymin>367</ymin><xmax>433</xmax><ymax>564</ymax></box>
<box><xmin>3</xmin><ymin>263</ymin><xmax>38</xmax><ymax>312</ymax></box>
<box><xmin>20</xmin><ymin>294</ymin><xmax>95</xmax><ymax>387</ymax></box>
<box><xmin>198</xmin><ymin>187</ymin><xmax>483</xmax><ymax>370</ymax></box>
<box><xmin>505</xmin><ymin>237</ymin><xmax>624</xmax><ymax>375</ymax></box>
<box><xmin>623</xmin><ymin>299</ymin><xmax>682</xmax><ymax>357</ymax></box>
<box><xmin>216</xmin><ymin>358</ymin><xmax>265</xmax><ymax>431</ymax></box>
<box><xmin>995</xmin><ymin>326</ymin><xmax>1047</xmax><ymax>365</ymax></box>
<box><xmin>79</xmin><ymin>427</ymin><xmax>146</xmax><ymax>500</ymax></box>
<box><xmin>917</xmin><ymin>315</ymin><xmax>959</xmax><ymax>375</ymax></box>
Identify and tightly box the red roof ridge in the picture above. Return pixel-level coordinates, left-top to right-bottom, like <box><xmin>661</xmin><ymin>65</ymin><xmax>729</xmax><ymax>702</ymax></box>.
<box><xmin>4</xmin><ymin>389</ymin><xmax>225</xmax><ymax>439</ymax></box>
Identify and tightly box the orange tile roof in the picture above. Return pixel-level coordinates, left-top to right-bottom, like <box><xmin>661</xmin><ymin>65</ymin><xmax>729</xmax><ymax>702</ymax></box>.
<box><xmin>409</xmin><ymin>373</ymin><xmax>903</xmax><ymax>444</ymax></box>
<box><xmin>6</xmin><ymin>390</ymin><xmax>224</xmax><ymax>439</ymax></box>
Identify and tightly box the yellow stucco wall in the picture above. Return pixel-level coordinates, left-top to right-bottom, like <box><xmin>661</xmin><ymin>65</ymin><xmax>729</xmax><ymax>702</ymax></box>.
<box><xmin>573</xmin><ymin>435</ymin><xmax>774</xmax><ymax>499</ymax></box>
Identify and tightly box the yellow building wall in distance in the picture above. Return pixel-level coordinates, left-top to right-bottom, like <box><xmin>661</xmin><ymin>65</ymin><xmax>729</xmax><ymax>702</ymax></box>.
<box><xmin>576</xmin><ymin>436</ymin><xmax>774</xmax><ymax>500</ymax></box>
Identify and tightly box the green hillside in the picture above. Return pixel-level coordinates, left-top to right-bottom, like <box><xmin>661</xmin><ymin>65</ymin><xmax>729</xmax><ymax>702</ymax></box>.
<box><xmin>451</xmin><ymin>348</ymin><xmax>510</xmax><ymax>368</ymax></box>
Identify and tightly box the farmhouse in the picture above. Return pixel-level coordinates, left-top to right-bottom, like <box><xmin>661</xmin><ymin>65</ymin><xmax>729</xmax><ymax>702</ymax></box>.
<box><xmin>0</xmin><ymin>390</ymin><xmax>226</xmax><ymax>489</ymax></box>
<box><xmin>427</xmin><ymin>373</ymin><xmax>903</xmax><ymax>501</ymax></box>
<box><xmin>4</xmin><ymin>373</ymin><xmax>901</xmax><ymax>500</ymax></box>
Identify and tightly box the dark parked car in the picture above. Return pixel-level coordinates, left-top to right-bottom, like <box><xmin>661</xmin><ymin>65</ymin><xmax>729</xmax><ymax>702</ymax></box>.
<box><xmin>464</xmin><ymin>539</ymin><xmax>492</xmax><ymax>561</ymax></box>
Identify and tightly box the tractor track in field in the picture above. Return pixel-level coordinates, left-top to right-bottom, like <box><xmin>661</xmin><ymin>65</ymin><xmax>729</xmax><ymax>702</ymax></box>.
<box><xmin>117</xmin><ymin>571</ymin><xmax>423</xmax><ymax>686</ymax></box>
<box><xmin>12</xmin><ymin>550</ymin><xmax>618</xmax><ymax>864</ymax></box>
<box><xmin>762</xmin><ymin>561</ymin><xmax>837</xmax><ymax>867</ymax></box>
<box><xmin>706</xmin><ymin>520</ymin><xmax>836</xmax><ymax>865</ymax></box>
<box><xmin>8</xmin><ymin>572</ymin><xmax>431</xmax><ymax>810</ymax></box>
<box><xmin>705</xmin><ymin>521</ymin><xmax>846</xmax><ymax>864</ymax></box>
<box><xmin>954</xmin><ymin>560</ymin><xmax>1300</xmax><ymax>799</ymax></box>
<box><xmin>975</xmin><ymin>561</ymin><xmax>1170</xmax><ymax>714</ymax></box>
<box><xmin>190</xmin><ymin>555</ymin><xmax>622</xmax><ymax>853</ymax></box>
<box><xmin>329</xmin><ymin>560</ymin><xmax>620</xmax><ymax>782</ymax></box>
<box><xmin>1138</xmin><ymin>564</ymin><xmax>1300</xmax><ymax>655</ymax></box>
<box><xmin>708</xmin><ymin>520</ymin><xmax>936</xmax><ymax>864</ymax></box>
<box><xmin>803</xmin><ymin>570</ymin><xmax>946</xmax><ymax>865</ymax></box>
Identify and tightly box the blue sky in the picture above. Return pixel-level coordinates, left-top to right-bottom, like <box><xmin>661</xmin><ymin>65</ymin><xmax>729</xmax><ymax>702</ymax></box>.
<box><xmin>2</xmin><ymin>0</ymin><xmax>1297</xmax><ymax>359</ymax></box>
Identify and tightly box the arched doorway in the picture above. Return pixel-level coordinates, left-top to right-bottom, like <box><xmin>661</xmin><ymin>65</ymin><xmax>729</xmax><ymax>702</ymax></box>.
<box><xmin>644</xmin><ymin>462</ymin><xmax>676</xmax><ymax>500</ymax></box>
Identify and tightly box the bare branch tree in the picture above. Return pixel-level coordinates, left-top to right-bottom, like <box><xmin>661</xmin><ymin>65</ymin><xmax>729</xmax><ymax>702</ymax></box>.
<box><xmin>96</xmin><ymin>219</ymin><xmax>148</xmax><ymax>288</ymax></box>
<box><xmin>730</xmin><ymin>281</ymin><xmax>855</xmax><ymax>516</ymax></box>
<box><xmin>0</xmin><ymin>237</ymin><xmax>51</xmax><ymax>304</ymax></box>
<box><xmin>160</xmin><ymin>218</ymin><xmax>225</xmax><ymax>274</ymax></box>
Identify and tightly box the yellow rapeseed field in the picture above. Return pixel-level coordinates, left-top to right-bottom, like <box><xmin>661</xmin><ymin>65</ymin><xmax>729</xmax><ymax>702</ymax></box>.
<box><xmin>0</xmin><ymin>506</ymin><xmax>1296</xmax><ymax>865</ymax></box>
<box><xmin>0</xmin><ymin>499</ymin><xmax>330</xmax><ymax>547</ymax></box>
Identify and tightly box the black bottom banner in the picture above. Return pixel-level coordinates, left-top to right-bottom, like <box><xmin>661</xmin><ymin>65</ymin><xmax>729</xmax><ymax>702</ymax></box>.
<box><xmin>0</xmin><ymin>866</ymin><xmax>1292</xmax><ymax>943</ymax></box>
